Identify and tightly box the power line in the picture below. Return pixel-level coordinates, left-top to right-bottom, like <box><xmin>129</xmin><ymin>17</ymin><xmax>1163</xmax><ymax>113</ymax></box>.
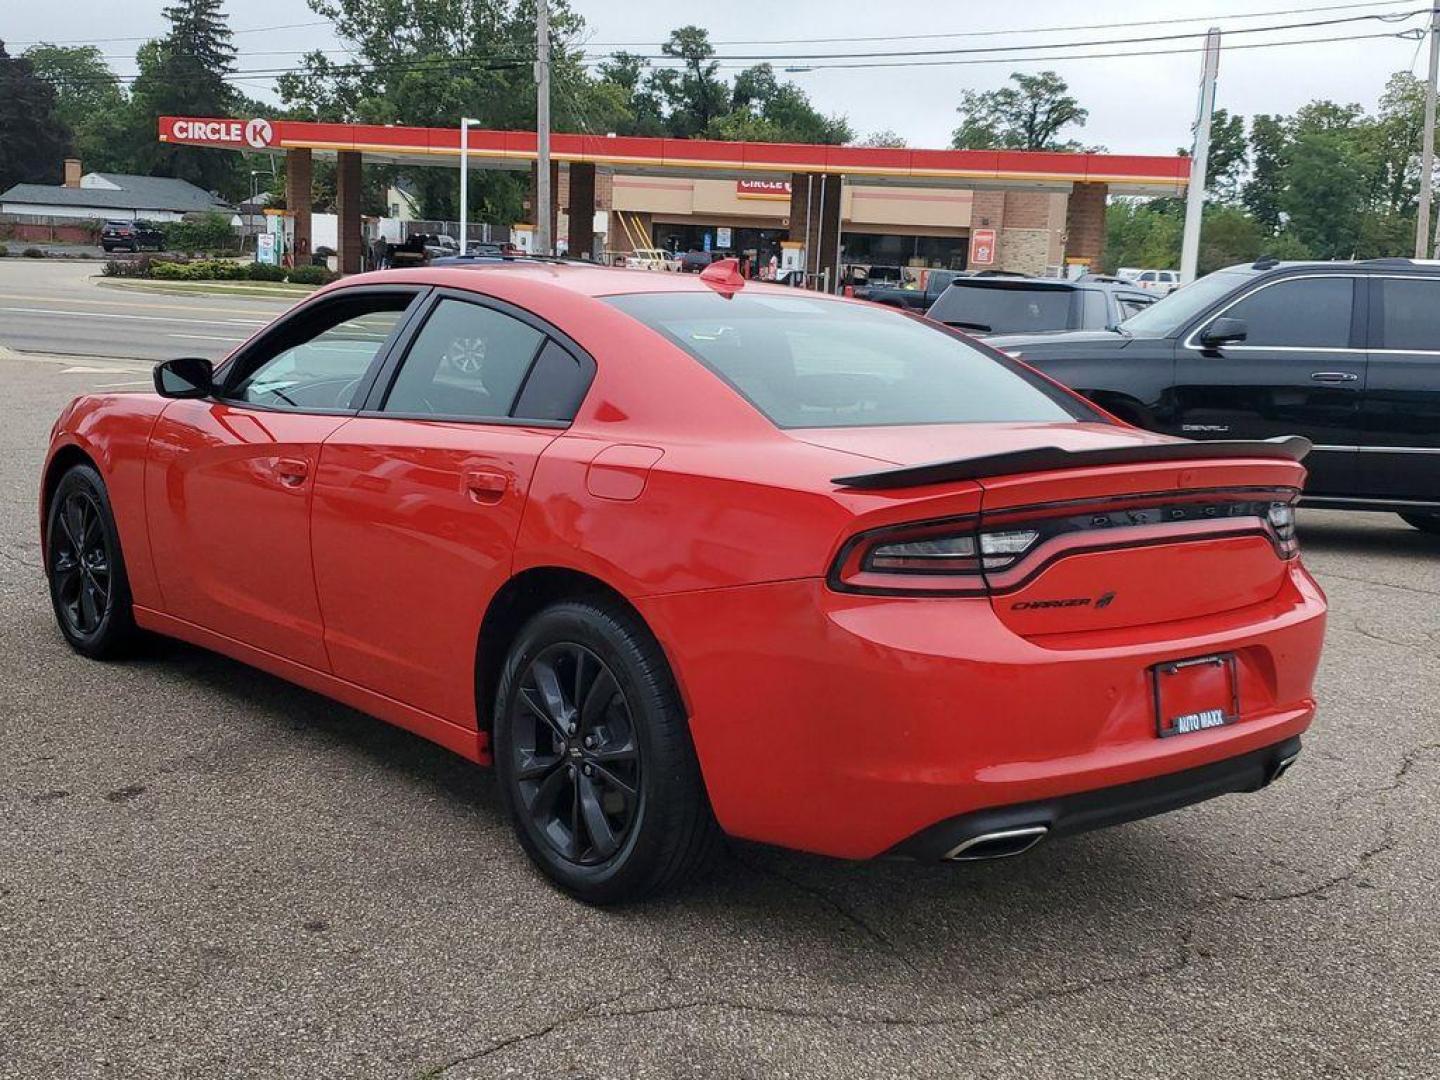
<box><xmin>9</xmin><ymin>20</ymin><xmax>332</xmax><ymax>47</ymax></box>
<box><xmin>571</xmin><ymin>8</ymin><xmax>1428</xmax><ymax>63</ymax></box>
<box><xmin>578</xmin><ymin>0</ymin><xmax>1418</xmax><ymax>48</ymax></box>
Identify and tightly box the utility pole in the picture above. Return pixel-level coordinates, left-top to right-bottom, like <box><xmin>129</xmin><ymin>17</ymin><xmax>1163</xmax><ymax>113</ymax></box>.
<box><xmin>1179</xmin><ymin>28</ymin><xmax>1221</xmax><ymax>285</ymax></box>
<box><xmin>460</xmin><ymin>116</ymin><xmax>479</xmax><ymax>255</ymax></box>
<box><xmin>535</xmin><ymin>0</ymin><xmax>552</xmax><ymax>256</ymax></box>
<box><xmin>1416</xmin><ymin>5</ymin><xmax>1440</xmax><ymax>258</ymax></box>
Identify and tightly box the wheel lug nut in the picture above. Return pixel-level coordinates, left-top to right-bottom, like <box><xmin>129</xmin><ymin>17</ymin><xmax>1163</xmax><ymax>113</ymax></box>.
<box><xmin>568</xmin><ymin>764</ymin><xmax>577</xmax><ymax>777</ymax></box>
<box><xmin>583</xmin><ymin>736</ymin><xmax>595</xmax><ymax>748</ymax></box>
<box><xmin>582</xmin><ymin>763</ymin><xmax>593</xmax><ymax>776</ymax></box>
<box><xmin>567</xmin><ymin>723</ymin><xmax>577</xmax><ymax>735</ymax></box>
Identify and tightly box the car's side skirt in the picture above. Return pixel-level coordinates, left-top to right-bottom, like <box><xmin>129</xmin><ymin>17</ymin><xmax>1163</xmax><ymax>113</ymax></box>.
<box><xmin>133</xmin><ymin>607</ymin><xmax>489</xmax><ymax>764</ymax></box>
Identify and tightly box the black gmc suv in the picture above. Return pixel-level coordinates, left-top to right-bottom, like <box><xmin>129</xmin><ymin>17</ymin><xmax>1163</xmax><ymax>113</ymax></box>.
<box><xmin>987</xmin><ymin>258</ymin><xmax>1440</xmax><ymax>533</ymax></box>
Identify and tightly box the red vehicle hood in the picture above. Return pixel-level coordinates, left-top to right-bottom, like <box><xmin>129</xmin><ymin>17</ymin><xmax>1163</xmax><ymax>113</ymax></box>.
<box><xmin>789</xmin><ymin>421</ymin><xmax>1180</xmax><ymax>467</ymax></box>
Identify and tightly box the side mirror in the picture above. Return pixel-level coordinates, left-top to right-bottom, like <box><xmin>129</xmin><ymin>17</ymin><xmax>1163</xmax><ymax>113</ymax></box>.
<box><xmin>1198</xmin><ymin>316</ymin><xmax>1248</xmax><ymax>348</ymax></box>
<box><xmin>153</xmin><ymin>356</ymin><xmax>214</xmax><ymax>399</ymax></box>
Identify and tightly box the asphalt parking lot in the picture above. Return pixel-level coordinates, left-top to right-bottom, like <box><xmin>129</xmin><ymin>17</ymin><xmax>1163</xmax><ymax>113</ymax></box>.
<box><xmin>1</xmin><ymin>263</ymin><xmax>1438</xmax><ymax>1079</ymax></box>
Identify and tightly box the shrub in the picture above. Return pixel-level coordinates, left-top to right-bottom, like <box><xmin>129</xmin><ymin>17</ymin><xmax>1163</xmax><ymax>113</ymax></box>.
<box><xmin>21</xmin><ymin>247</ymin><xmax>45</xmax><ymax>258</ymax></box>
<box><xmin>0</xmin><ymin>243</ymin><xmax>7</xmax><ymax>258</ymax></box>
<box><xmin>246</xmin><ymin>262</ymin><xmax>288</xmax><ymax>282</ymax></box>
<box><xmin>149</xmin><ymin>260</ymin><xmax>194</xmax><ymax>279</ymax></box>
<box><xmin>286</xmin><ymin>264</ymin><xmax>337</xmax><ymax>285</ymax></box>
<box><xmin>161</xmin><ymin>211</ymin><xmax>239</xmax><ymax>254</ymax></box>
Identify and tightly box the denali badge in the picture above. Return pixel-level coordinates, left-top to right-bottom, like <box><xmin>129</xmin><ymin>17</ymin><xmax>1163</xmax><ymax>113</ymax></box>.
<box><xmin>1012</xmin><ymin>591</ymin><xmax>1117</xmax><ymax>611</ymax></box>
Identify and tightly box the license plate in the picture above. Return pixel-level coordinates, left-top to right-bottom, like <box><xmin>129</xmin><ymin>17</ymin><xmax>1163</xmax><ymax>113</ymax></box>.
<box><xmin>1151</xmin><ymin>653</ymin><xmax>1239</xmax><ymax>738</ymax></box>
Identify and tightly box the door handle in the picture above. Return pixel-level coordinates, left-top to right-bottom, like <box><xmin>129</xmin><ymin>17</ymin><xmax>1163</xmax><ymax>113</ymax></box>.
<box><xmin>463</xmin><ymin>468</ymin><xmax>509</xmax><ymax>503</ymax></box>
<box><xmin>1309</xmin><ymin>371</ymin><xmax>1359</xmax><ymax>383</ymax></box>
<box><xmin>274</xmin><ymin>457</ymin><xmax>310</xmax><ymax>487</ymax></box>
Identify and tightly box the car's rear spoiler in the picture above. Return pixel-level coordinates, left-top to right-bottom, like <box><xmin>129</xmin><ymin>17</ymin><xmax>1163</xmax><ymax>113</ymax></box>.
<box><xmin>832</xmin><ymin>436</ymin><xmax>1312</xmax><ymax>490</ymax></box>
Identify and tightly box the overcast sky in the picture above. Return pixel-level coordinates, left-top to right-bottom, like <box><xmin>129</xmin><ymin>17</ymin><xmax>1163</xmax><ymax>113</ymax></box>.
<box><xmin>3</xmin><ymin>0</ymin><xmax>1428</xmax><ymax>155</ymax></box>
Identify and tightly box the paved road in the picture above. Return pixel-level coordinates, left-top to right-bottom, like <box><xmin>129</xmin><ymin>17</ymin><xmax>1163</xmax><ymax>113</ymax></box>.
<box><xmin>0</xmin><ymin>259</ymin><xmax>290</xmax><ymax>364</ymax></box>
<box><xmin>1</xmin><ymin>298</ymin><xmax>1438</xmax><ymax>1078</ymax></box>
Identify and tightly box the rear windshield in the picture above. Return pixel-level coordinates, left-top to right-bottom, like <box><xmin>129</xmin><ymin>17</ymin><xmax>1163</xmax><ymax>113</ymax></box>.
<box><xmin>927</xmin><ymin>283</ymin><xmax>1077</xmax><ymax>334</ymax></box>
<box><xmin>606</xmin><ymin>291</ymin><xmax>1090</xmax><ymax>429</ymax></box>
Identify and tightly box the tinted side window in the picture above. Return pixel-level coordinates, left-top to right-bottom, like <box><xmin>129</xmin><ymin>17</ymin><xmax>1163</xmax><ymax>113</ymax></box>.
<box><xmin>1082</xmin><ymin>290</ymin><xmax>1108</xmax><ymax>327</ymax></box>
<box><xmin>1378</xmin><ymin>278</ymin><xmax>1440</xmax><ymax>350</ymax></box>
<box><xmin>1218</xmin><ymin>277</ymin><xmax>1355</xmax><ymax>348</ymax></box>
<box><xmin>1117</xmin><ymin>296</ymin><xmax>1153</xmax><ymax>321</ymax></box>
<box><xmin>382</xmin><ymin>298</ymin><xmax>544</xmax><ymax>418</ymax></box>
<box><xmin>227</xmin><ymin>294</ymin><xmax>413</xmax><ymax>411</ymax></box>
<box><xmin>513</xmin><ymin>340</ymin><xmax>591</xmax><ymax>421</ymax></box>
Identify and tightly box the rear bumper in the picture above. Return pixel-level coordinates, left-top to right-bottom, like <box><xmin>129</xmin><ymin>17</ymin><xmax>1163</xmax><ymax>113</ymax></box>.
<box><xmin>888</xmin><ymin>735</ymin><xmax>1302</xmax><ymax>861</ymax></box>
<box><xmin>638</xmin><ymin>560</ymin><xmax>1325</xmax><ymax>860</ymax></box>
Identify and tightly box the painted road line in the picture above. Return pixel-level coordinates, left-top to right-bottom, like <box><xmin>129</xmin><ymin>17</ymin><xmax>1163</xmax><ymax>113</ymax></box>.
<box><xmin>0</xmin><ymin>306</ymin><xmax>261</xmax><ymax>327</ymax></box>
<box><xmin>168</xmin><ymin>334</ymin><xmax>246</xmax><ymax>343</ymax></box>
<box><xmin>0</xmin><ymin>291</ymin><xmax>286</xmax><ymax>317</ymax></box>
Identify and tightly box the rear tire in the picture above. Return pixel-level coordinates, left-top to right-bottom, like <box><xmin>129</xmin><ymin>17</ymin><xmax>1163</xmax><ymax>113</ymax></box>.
<box><xmin>1399</xmin><ymin>512</ymin><xmax>1440</xmax><ymax>535</ymax></box>
<box><xmin>45</xmin><ymin>464</ymin><xmax>138</xmax><ymax>659</ymax></box>
<box><xmin>493</xmin><ymin>598</ymin><xmax>720</xmax><ymax>904</ymax></box>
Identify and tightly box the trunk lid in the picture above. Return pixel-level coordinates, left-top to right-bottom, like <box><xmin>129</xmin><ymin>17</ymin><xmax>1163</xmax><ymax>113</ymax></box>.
<box><xmin>816</xmin><ymin>422</ymin><xmax>1306</xmax><ymax>636</ymax></box>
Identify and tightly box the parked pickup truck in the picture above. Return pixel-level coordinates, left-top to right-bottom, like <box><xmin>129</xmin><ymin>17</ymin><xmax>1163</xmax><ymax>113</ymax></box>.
<box><xmin>851</xmin><ymin>269</ymin><xmax>961</xmax><ymax>310</ymax></box>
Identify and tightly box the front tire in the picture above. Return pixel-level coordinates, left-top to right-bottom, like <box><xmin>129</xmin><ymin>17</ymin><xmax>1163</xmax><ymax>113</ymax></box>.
<box><xmin>493</xmin><ymin>598</ymin><xmax>719</xmax><ymax>904</ymax></box>
<box><xmin>46</xmin><ymin>464</ymin><xmax>138</xmax><ymax>659</ymax></box>
<box><xmin>1400</xmin><ymin>512</ymin><xmax>1440</xmax><ymax>535</ymax></box>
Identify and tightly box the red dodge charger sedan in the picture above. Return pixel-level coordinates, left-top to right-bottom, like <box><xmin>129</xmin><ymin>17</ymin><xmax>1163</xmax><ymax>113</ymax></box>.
<box><xmin>41</xmin><ymin>259</ymin><xmax>1326</xmax><ymax>903</ymax></box>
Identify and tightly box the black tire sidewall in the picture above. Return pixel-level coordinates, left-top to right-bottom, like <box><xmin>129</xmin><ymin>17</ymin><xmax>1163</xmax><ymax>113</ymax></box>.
<box><xmin>493</xmin><ymin>600</ymin><xmax>703</xmax><ymax>903</ymax></box>
<box><xmin>46</xmin><ymin>464</ymin><xmax>135</xmax><ymax>658</ymax></box>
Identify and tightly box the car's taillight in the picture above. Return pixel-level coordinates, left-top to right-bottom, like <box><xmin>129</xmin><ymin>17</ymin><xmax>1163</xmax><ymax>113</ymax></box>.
<box><xmin>834</xmin><ymin>518</ymin><xmax>1045</xmax><ymax>594</ymax></box>
<box><xmin>1267</xmin><ymin>501</ymin><xmax>1299</xmax><ymax>558</ymax></box>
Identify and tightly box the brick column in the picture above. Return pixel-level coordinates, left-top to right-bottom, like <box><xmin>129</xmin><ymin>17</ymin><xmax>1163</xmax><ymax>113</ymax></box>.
<box><xmin>336</xmin><ymin>150</ymin><xmax>363</xmax><ymax>276</ymax></box>
<box><xmin>567</xmin><ymin>162</ymin><xmax>596</xmax><ymax>260</ymax></box>
<box><xmin>285</xmin><ymin>148</ymin><xmax>313</xmax><ymax>265</ymax></box>
<box><xmin>1064</xmin><ymin>182</ymin><xmax>1108</xmax><ymax>269</ymax></box>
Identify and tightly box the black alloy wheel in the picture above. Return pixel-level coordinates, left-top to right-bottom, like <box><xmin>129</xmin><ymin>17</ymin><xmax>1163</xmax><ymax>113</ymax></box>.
<box><xmin>494</xmin><ymin>598</ymin><xmax>720</xmax><ymax>904</ymax></box>
<box><xmin>46</xmin><ymin>464</ymin><xmax>137</xmax><ymax>658</ymax></box>
<box><xmin>50</xmin><ymin>489</ymin><xmax>112</xmax><ymax>638</ymax></box>
<box><xmin>511</xmin><ymin>642</ymin><xmax>641</xmax><ymax>865</ymax></box>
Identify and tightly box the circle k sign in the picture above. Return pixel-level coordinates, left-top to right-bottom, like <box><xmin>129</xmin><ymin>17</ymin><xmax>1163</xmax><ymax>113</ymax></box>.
<box><xmin>244</xmin><ymin>118</ymin><xmax>274</xmax><ymax>149</ymax></box>
<box><xmin>168</xmin><ymin>117</ymin><xmax>275</xmax><ymax>148</ymax></box>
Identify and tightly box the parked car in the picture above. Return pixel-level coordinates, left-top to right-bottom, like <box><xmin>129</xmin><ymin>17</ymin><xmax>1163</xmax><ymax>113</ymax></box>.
<box><xmin>851</xmin><ymin>267</ymin><xmax>967</xmax><ymax>310</ymax></box>
<box><xmin>926</xmin><ymin>276</ymin><xmax>1155</xmax><ymax>336</ymax></box>
<box><xmin>988</xmin><ymin>257</ymin><xmax>1440</xmax><ymax>533</ymax></box>
<box><xmin>423</xmin><ymin>234</ymin><xmax>460</xmax><ymax>260</ymax></box>
<box><xmin>100</xmin><ymin>219</ymin><xmax>165</xmax><ymax>253</ymax></box>
<box><xmin>676</xmin><ymin>249</ymin><xmax>720</xmax><ymax>273</ymax></box>
<box><xmin>1118</xmin><ymin>267</ymin><xmax>1182</xmax><ymax>295</ymax></box>
<box><xmin>42</xmin><ymin>261</ymin><xmax>1324</xmax><ymax>902</ymax></box>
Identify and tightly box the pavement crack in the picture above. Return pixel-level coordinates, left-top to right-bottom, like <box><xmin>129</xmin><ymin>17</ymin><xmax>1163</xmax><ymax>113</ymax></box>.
<box><xmin>1321</xmin><ymin>571</ymin><xmax>1440</xmax><ymax>598</ymax></box>
<box><xmin>1344</xmin><ymin>619</ymin><xmax>1437</xmax><ymax>652</ymax></box>
<box><xmin>732</xmin><ymin>852</ymin><xmax>922</xmax><ymax>977</ymax></box>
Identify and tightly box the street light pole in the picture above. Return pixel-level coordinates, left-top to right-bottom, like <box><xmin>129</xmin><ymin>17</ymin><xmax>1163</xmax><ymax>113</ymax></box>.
<box><xmin>1179</xmin><ymin>28</ymin><xmax>1221</xmax><ymax>285</ymax></box>
<box><xmin>535</xmin><ymin>0</ymin><xmax>552</xmax><ymax>256</ymax></box>
<box><xmin>460</xmin><ymin>116</ymin><xmax>480</xmax><ymax>255</ymax></box>
<box><xmin>1416</xmin><ymin>6</ymin><xmax>1440</xmax><ymax>258</ymax></box>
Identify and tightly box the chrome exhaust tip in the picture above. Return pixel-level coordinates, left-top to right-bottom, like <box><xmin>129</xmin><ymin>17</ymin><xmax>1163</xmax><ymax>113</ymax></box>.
<box><xmin>943</xmin><ymin>824</ymin><xmax>1049</xmax><ymax>862</ymax></box>
<box><xmin>1269</xmin><ymin>751</ymin><xmax>1300</xmax><ymax>783</ymax></box>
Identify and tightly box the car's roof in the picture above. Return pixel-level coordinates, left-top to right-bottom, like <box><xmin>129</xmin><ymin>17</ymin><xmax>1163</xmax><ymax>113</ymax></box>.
<box><xmin>337</xmin><ymin>259</ymin><xmax>824</xmax><ymax>300</ymax></box>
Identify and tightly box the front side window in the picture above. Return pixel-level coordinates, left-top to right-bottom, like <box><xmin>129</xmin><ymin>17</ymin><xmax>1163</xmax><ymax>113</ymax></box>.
<box><xmin>382</xmin><ymin>298</ymin><xmax>545</xmax><ymax>419</ymax></box>
<box><xmin>227</xmin><ymin>294</ymin><xmax>413</xmax><ymax>410</ymax></box>
<box><xmin>1117</xmin><ymin>296</ymin><xmax>1153</xmax><ymax>321</ymax></box>
<box><xmin>1377</xmin><ymin>278</ymin><xmax>1440</xmax><ymax>351</ymax></box>
<box><xmin>606</xmin><ymin>291</ymin><xmax>1090</xmax><ymax>429</ymax></box>
<box><xmin>1210</xmin><ymin>276</ymin><xmax>1355</xmax><ymax>348</ymax></box>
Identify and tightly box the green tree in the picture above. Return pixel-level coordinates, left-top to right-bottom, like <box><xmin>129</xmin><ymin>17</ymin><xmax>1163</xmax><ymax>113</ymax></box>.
<box><xmin>593</xmin><ymin>52</ymin><xmax>666</xmax><ymax>136</ymax></box>
<box><xmin>650</xmin><ymin>26</ymin><xmax>730</xmax><ymax>138</ymax></box>
<box><xmin>712</xmin><ymin>63</ymin><xmax>851</xmax><ymax>144</ymax></box>
<box><xmin>1280</xmin><ymin>128</ymin><xmax>1371</xmax><ymax>258</ymax></box>
<box><xmin>0</xmin><ymin>39</ymin><xmax>72</xmax><ymax>191</ymax></box>
<box><xmin>1179</xmin><ymin>107</ymin><xmax>1247</xmax><ymax>203</ymax></box>
<box><xmin>23</xmin><ymin>44</ymin><xmax>131</xmax><ymax>173</ymax></box>
<box><xmin>951</xmin><ymin>71</ymin><xmax>1088</xmax><ymax>151</ymax></box>
<box><xmin>124</xmin><ymin>0</ymin><xmax>241</xmax><ymax>196</ymax></box>
<box><xmin>1243</xmin><ymin>114</ymin><xmax>1288</xmax><ymax>234</ymax></box>
<box><xmin>854</xmin><ymin>130</ymin><xmax>908</xmax><ymax>148</ymax></box>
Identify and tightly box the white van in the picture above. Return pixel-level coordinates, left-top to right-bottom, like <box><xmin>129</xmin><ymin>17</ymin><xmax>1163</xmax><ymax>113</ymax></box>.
<box><xmin>1116</xmin><ymin>267</ymin><xmax>1181</xmax><ymax>295</ymax></box>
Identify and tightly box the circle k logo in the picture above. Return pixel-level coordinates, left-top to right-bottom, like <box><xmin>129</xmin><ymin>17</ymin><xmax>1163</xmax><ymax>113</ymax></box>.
<box><xmin>244</xmin><ymin>118</ymin><xmax>274</xmax><ymax>149</ymax></box>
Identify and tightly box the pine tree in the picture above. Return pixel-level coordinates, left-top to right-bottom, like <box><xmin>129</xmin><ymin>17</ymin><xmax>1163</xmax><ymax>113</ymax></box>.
<box><xmin>0</xmin><ymin>39</ymin><xmax>72</xmax><ymax>192</ymax></box>
<box><xmin>126</xmin><ymin>0</ymin><xmax>239</xmax><ymax>195</ymax></box>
